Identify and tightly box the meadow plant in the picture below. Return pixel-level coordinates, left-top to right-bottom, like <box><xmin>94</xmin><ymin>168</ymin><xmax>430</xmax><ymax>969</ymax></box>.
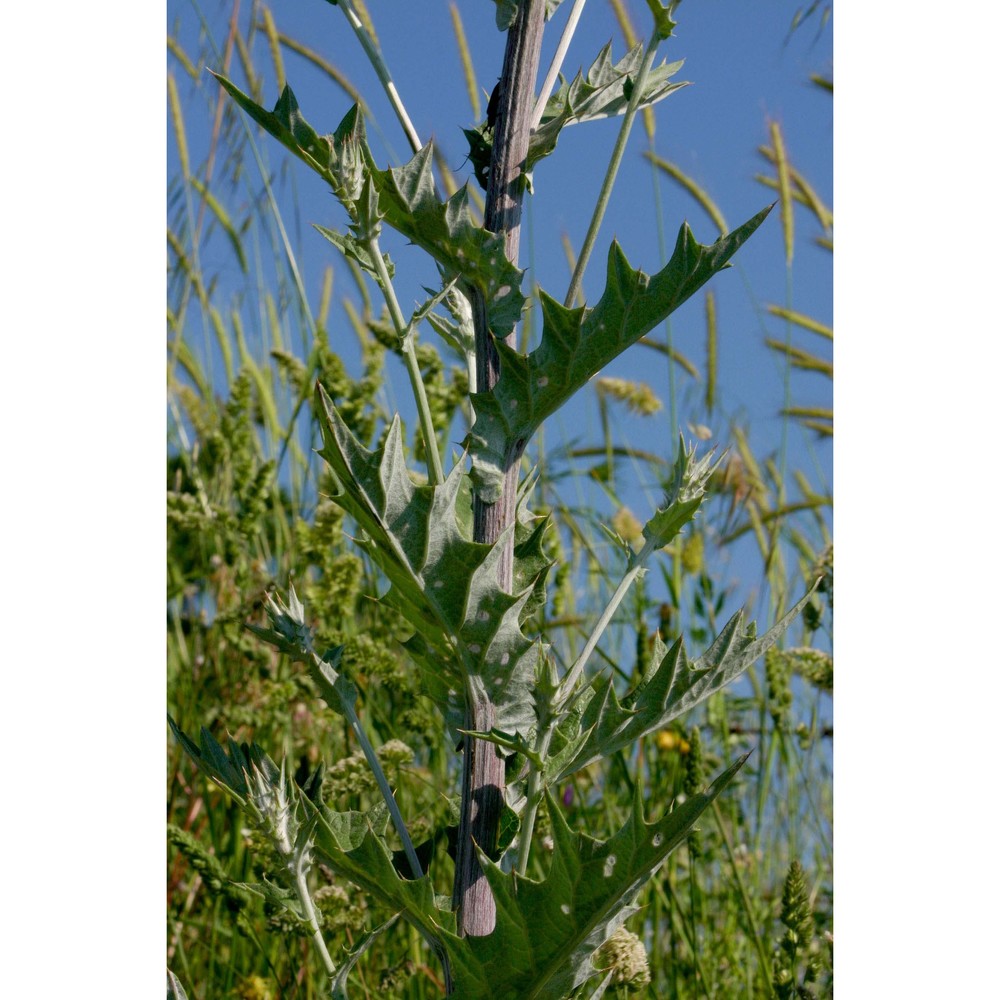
<box><xmin>168</xmin><ymin>1</ymin><xmax>831</xmax><ymax>996</ymax></box>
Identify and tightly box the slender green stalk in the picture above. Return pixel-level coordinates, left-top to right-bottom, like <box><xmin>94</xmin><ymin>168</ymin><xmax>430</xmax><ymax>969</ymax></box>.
<box><xmin>556</xmin><ymin>532</ymin><xmax>659</xmax><ymax>709</ymax></box>
<box><xmin>340</xmin><ymin>693</ymin><xmax>425</xmax><ymax>880</ymax></box>
<box><xmin>516</xmin><ymin>724</ymin><xmax>554</xmax><ymax>876</ymax></box>
<box><xmin>336</xmin><ymin>0</ymin><xmax>422</xmax><ymax>154</ymax></box>
<box><xmin>283</xmin><ymin>618</ymin><xmax>427</xmax><ymax>882</ymax></box>
<box><xmin>563</xmin><ymin>22</ymin><xmax>661</xmax><ymax>307</ymax></box>
<box><xmin>368</xmin><ymin>232</ymin><xmax>445</xmax><ymax>485</ymax></box>
<box><xmin>711</xmin><ymin>799</ymin><xmax>775</xmax><ymax>994</ymax></box>
<box><xmin>293</xmin><ymin>849</ymin><xmax>337</xmax><ymax>976</ymax></box>
<box><xmin>532</xmin><ymin>0</ymin><xmax>588</xmax><ymax>128</ymax></box>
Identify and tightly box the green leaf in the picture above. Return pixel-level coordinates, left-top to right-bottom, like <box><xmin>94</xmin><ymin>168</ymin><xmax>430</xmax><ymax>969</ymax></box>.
<box><xmin>210</xmin><ymin>75</ymin><xmax>362</xmax><ymax>207</ymax></box>
<box><xmin>493</xmin><ymin>0</ymin><xmax>519</xmax><ymax>29</ymax></box>
<box><xmin>168</xmin><ymin>717</ymin><xmax>298</xmax><ymax>833</ymax></box>
<box><xmin>214</xmin><ymin>76</ymin><xmax>526</xmax><ymax>345</ymax></box>
<box><xmin>425</xmin><ymin>283</ymin><xmax>476</xmax><ymax>366</ymax></box>
<box><xmin>644</xmin><ymin>0</ymin><xmax>679</xmax><ymax>41</ymax></box>
<box><xmin>307</xmin><ymin>753</ymin><xmax>747</xmax><ymax>999</ymax></box>
<box><xmin>640</xmin><ymin>437</ymin><xmax>721</xmax><ymax>550</ymax></box>
<box><xmin>315</xmin><ymin>225</ymin><xmax>395</xmax><ymax>279</ymax></box>
<box><xmin>331</xmin><ymin>915</ymin><xmax>400</xmax><ymax>999</ymax></box>
<box><xmin>361</xmin><ymin>142</ymin><xmax>526</xmax><ymax>341</ymax></box>
<box><xmin>445</xmin><ymin>755</ymin><xmax>749</xmax><ymax>999</ymax></box>
<box><xmin>304</xmin><ymin>794</ymin><xmax>453</xmax><ymax>946</ymax></box>
<box><xmin>467</xmin><ymin>207</ymin><xmax>772</xmax><ymax>501</ymax></box>
<box><xmin>551</xmin><ymin>587</ymin><xmax>818</xmax><ymax>782</ymax></box>
<box><xmin>315</xmin><ymin>384</ymin><xmax>551</xmax><ymax>736</ymax></box>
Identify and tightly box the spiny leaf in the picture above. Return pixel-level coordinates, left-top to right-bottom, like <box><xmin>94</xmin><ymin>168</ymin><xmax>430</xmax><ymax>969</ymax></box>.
<box><xmin>551</xmin><ymin>586</ymin><xmax>817</xmax><ymax>782</ymax></box>
<box><xmin>442</xmin><ymin>754</ymin><xmax>749</xmax><ymax>999</ymax></box>
<box><xmin>640</xmin><ymin>437</ymin><xmax>720</xmax><ymax>550</ymax></box>
<box><xmin>644</xmin><ymin>0</ymin><xmax>679</xmax><ymax>41</ymax></box>
<box><xmin>169</xmin><ymin>717</ymin><xmax>286</xmax><ymax>809</ymax></box>
<box><xmin>315</xmin><ymin>225</ymin><xmax>395</xmax><ymax>279</ymax></box>
<box><xmin>467</xmin><ymin>207</ymin><xmax>772</xmax><ymax>501</ymax></box>
<box><xmin>315</xmin><ymin>383</ymin><xmax>551</xmax><ymax>736</ymax></box>
<box><xmin>361</xmin><ymin>141</ymin><xmax>526</xmax><ymax>340</ymax></box>
<box><xmin>331</xmin><ymin>915</ymin><xmax>400</xmax><ymax>1000</ymax></box>
<box><xmin>303</xmin><ymin>794</ymin><xmax>454</xmax><ymax>950</ymax></box>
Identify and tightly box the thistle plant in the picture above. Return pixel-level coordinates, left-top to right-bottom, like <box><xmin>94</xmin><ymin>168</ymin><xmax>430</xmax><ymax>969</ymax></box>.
<box><xmin>169</xmin><ymin>2</ymin><xmax>820</xmax><ymax>996</ymax></box>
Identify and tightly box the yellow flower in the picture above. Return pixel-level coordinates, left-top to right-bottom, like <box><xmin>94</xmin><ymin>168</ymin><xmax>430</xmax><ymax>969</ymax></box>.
<box><xmin>656</xmin><ymin>730</ymin><xmax>690</xmax><ymax>754</ymax></box>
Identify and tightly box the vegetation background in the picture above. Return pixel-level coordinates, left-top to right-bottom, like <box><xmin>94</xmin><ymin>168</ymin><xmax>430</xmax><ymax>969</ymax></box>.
<box><xmin>9</xmin><ymin>2</ymin><xmax>1000</xmax><ymax>999</ymax></box>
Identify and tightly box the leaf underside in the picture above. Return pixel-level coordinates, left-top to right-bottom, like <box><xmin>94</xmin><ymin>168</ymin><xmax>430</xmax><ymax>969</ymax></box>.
<box><xmin>315</xmin><ymin>384</ymin><xmax>551</xmax><ymax>737</ymax></box>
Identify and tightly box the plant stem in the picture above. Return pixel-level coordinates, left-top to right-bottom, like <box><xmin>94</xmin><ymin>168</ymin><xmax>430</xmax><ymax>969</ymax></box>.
<box><xmin>556</xmin><ymin>534</ymin><xmax>658</xmax><ymax>710</ymax></box>
<box><xmin>368</xmin><ymin>232</ymin><xmax>445</xmax><ymax>485</ymax></box>
<box><xmin>293</xmin><ymin>851</ymin><xmax>337</xmax><ymax>976</ymax></box>
<box><xmin>516</xmin><ymin>725</ymin><xmax>554</xmax><ymax>876</ymax></box>
<box><xmin>531</xmin><ymin>0</ymin><xmax>588</xmax><ymax>129</ymax></box>
<box><xmin>456</xmin><ymin>0</ymin><xmax>546</xmax><ymax>944</ymax></box>
<box><xmin>711</xmin><ymin>798</ymin><xmax>776</xmax><ymax>994</ymax></box>
<box><xmin>336</xmin><ymin>0</ymin><xmax>422</xmax><ymax>155</ymax></box>
<box><xmin>303</xmin><ymin>641</ymin><xmax>425</xmax><ymax>880</ymax></box>
<box><xmin>563</xmin><ymin>23</ymin><xmax>662</xmax><ymax>307</ymax></box>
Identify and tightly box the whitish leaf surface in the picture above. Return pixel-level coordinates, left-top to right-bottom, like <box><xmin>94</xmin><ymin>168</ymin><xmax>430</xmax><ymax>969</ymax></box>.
<box><xmin>551</xmin><ymin>587</ymin><xmax>817</xmax><ymax>782</ymax></box>
<box><xmin>467</xmin><ymin>208</ymin><xmax>772</xmax><ymax>501</ymax></box>
<box><xmin>167</xmin><ymin>971</ymin><xmax>190</xmax><ymax>1000</ymax></box>
<box><xmin>316</xmin><ymin>384</ymin><xmax>550</xmax><ymax>735</ymax></box>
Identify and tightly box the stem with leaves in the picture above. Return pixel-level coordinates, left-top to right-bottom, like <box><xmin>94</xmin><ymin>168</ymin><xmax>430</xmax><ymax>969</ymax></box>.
<box><xmin>455</xmin><ymin>0</ymin><xmax>546</xmax><ymax>942</ymax></box>
<box><xmin>247</xmin><ymin>589</ymin><xmax>425</xmax><ymax>881</ymax></box>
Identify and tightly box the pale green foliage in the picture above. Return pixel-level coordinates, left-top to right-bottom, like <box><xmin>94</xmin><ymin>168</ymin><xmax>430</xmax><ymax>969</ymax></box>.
<box><xmin>167</xmin><ymin>970</ymin><xmax>190</xmax><ymax>1000</ymax></box>
<box><xmin>315</xmin><ymin>383</ymin><xmax>550</xmax><ymax>736</ymax></box>
<box><xmin>212</xmin><ymin>77</ymin><xmax>526</xmax><ymax>348</ymax></box>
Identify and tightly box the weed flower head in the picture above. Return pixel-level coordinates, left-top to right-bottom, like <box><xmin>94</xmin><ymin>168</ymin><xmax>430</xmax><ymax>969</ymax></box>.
<box><xmin>597</xmin><ymin>926</ymin><xmax>652</xmax><ymax>992</ymax></box>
